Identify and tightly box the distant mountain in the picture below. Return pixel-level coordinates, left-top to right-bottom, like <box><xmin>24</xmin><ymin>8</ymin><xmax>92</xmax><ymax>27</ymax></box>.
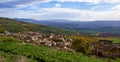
<box><xmin>15</xmin><ymin>18</ymin><xmax>120</xmax><ymax>27</ymax></box>
<box><xmin>15</xmin><ymin>18</ymin><xmax>120</xmax><ymax>34</ymax></box>
<box><xmin>0</xmin><ymin>17</ymin><xmax>78</xmax><ymax>35</ymax></box>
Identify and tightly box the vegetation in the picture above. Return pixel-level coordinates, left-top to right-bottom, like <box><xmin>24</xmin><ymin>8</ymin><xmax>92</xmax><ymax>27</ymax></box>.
<box><xmin>70</xmin><ymin>36</ymin><xmax>120</xmax><ymax>59</ymax></box>
<box><xmin>0</xmin><ymin>17</ymin><xmax>78</xmax><ymax>35</ymax></box>
<box><xmin>98</xmin><ymin>37</ymin><xmax>120</xmax><ymax>43</ymax></box>
<box><xmin>70</xmin><ymin>36</ymin><xmax>97</xmax><ymax>54</ymax></box>
<box><xmin>28</xmin><ymin>20</ymin><xmax>120</xmax><ymax>36</ymax></box>
<box><xmin>0</xmin><ymin>17</ymin><xmax>120</xmax><ymax>62</ymax></box>
<box><xmin>0</xmin><ymin>36</ymin><xmax>112</xmax><ymax>62</ymax></box>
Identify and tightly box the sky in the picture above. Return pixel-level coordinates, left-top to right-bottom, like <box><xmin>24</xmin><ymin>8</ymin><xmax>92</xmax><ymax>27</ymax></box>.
<box><xmin>0</xmin><ymin>0</ymin><xmax>120</xmax><ymax>21</ymax></box>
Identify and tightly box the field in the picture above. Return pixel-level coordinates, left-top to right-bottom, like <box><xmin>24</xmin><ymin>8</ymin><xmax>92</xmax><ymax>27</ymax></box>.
<box><xmin>97</xmin><ymin>37</ymin><xmax>120</xmax><ymax>43</ymax></box>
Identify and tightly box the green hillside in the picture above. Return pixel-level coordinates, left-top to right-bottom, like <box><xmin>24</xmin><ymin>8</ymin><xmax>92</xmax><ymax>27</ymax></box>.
<box><xmin>1</xmin><ymin>36</ymin><xmax>120</xmax><ymax>62</ymax></box>
<box><xmin>0</xmin><ymin>17</ymin><xmax>77</xmax><ymax>35</ymax></box>
<box><xmin>0</xmin><ymin>17</ymin><xmax>120</xmax><ymax>62</ymax></box>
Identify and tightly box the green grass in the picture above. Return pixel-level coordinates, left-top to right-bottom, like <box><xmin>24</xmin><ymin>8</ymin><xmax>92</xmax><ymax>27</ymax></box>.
<box><xmin>98</xmin><ymin>37</ymin><xmax>120</xmax><ymax>43</ymax></box>
<box><xmin>0</xmin><ymin>17</ymin><xmax>78</xmax><ymax>35</ymax></box>
<box><xmin>0</xmin><ymin>36</ymin><xmax>112</xmax><ymax>62</ymax></box>
<box><xmin>106</xmin><ymin>37</ymin><xmax>120</xmax><ymax>43</ymax></box>
<box><xmin>0</xmin><ymin>52</ymin><xmax>37</xmax><ymax>62</ymax></box>
<box><xmin>0</xmin><ymin>36</ymin><xmax>120</xmax><ymax>62</ymax></box>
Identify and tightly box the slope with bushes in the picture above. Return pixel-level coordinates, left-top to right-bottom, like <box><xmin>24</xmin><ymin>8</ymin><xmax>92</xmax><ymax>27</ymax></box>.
<box><xmin>0</xmin><ymin>36</ymin><xmax>112</xmax><ymax>62</ymax></box>
<box><xmin>0</xmin><ymin>17</ymin><xmax>77</xmax><ymax>35</ymax></box>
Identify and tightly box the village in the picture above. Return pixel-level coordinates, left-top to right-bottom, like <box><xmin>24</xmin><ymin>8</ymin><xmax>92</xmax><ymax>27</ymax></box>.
<box><xmin>0</xmin><ymin>31</ymin><xmax>73</xmax><ymax>51</ymax></box>
<box><xmin>0</xmin><ymin>31</ymin><xmax>120</xmax><ymax>58</ymax></box>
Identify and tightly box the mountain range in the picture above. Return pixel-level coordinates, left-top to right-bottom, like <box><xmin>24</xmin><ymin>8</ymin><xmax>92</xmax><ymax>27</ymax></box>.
<box><xmin>14</xmin><ymin>18</ymin><xmax>120</xmax><ymax>36</ymax></box>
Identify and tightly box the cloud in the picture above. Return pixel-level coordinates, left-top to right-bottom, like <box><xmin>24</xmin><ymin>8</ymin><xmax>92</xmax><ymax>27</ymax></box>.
<box><xmin>35</xmin><ymin>8</ymin><xmax>120</xmax><ymax>21</ymax></box>
<box><xmin>0</xmin><ymin>0</ymin><xmax>16</xmax><ymax>3</ymax></box>
<box><xmin>103</xmin><ymin>0</ymin><xmax>120</xmax><ymax>3</ymax></box>
<box><xmin>112</xmin><ymin>4</ymin><xmax>120</xmax><ymax>10</ymax></box>
<box><xmin>55</xmin><ymin>0</ymin><xmax>120</xmax><ymax>4</ymax></box>
<box><xmin>1</xmin><ymin>7</ymin><xmax>120</xmax><ymax>21</ymax></box>
<box><xmin>0</xmin><ymin>0</ymin><xmax>51</xmax><ymax>8</ymax></box>
<box><xmin>0</xmin><ymin>0</ymin><xmax>119</xmax><ymax>9</ymax></box>
<box><xmin>55</xmin><ymin>4</ymin><xmax>61</xmax><ymax>7</ymax></box>
<box><xmin>0</xmin><ymin>0</ymin><xmax>120</xmax><ymax>21</ymax></box>
<box><xmin>57</xmin><ymin>0</ymin><xmax>102</xmax><ymax>4</ymax></box>
<box><xmin>1</xmin><ymin>0</ymin><xmax>120</xmax><ymax>8</ymax></box>
<box><xmin>91</xmin><ymin>5</ymin><xmax>105</xmax><ymax>10</ymax></box>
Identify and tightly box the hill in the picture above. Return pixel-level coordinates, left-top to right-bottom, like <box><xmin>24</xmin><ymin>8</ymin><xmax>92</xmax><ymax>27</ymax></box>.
<box><xmin>15</xmin><ymin>18</ymin><xmax>120</xmax><ymax>36</ymax></box>
<box><xmin>0</xmin><ymin>17</ymin><xmax>78</xmax><ymax>35</ymax></box>
<box><xmin>0</xmin><ymin>36</ymin><xmax>120</xmax><ymax>62</ymax></box>
<box><xmin>15</xmin><ymin>18</ymin><xmax>120</xmax><ymax>28</ymax></box>
<box><xmin>0</xmin><ymin>17</ymin><xmax>120</xmax><ymax>62</ymax></box>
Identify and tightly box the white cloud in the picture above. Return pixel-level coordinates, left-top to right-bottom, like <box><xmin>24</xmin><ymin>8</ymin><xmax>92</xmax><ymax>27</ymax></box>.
<box><xmin>0</xmin><ymin>0</ymin><xmax>120</xmax><ymax>21</ymax></box>
<box><xmin>15</xmin><ymin>0</ymin><xmax>51</xmax><ymax>8</ymax></box>
<box><xmin>0</xmin><ymin>0</ymin><xmax>51</xmax><ymax>8</ymax></box>
<box><xmin>103</xmin><ymin>0</ymin><xmax>120</xmax><ymax>3</ymax></box>
<box><xmin>54</xmin><ymin>0</ymin><xmax>120</xmax><ymax>4</ymax></box>
<box><xmin>58</xmin><ymin>0</ymin><xmax>102</xmax><ymax>4</ymax></box>
<box><xmin>1</xmin><ymin>7</ymin><xmax>120</xmax><ymax>21</ymax></box>
<box><xmin>112</xmin><ymin>4</ymin><xmax>120</xmax><ymax>10</ymax></box>
<box><xmin>0</xmin><ymin>0</ymin><xmax>16</xmax><ymax>3</ymax></box>
<box><xmin>55</xmin><ymin>4</ymin><xmax>61</xmax><ymax>7</ymax></box>
<box><xmin>1</xmin><ymin>0</ymin><xmax>120</xmax><ymax>4</ymax></box>
<box><xmin>33</xmin><ymin>8</ymin><xmax>120</xmax><ymax>21</ymax></box>
<box><xmin>91</xmin><ymin>5</ymin><xmax>105</xmax><ymax>10</ymax></box>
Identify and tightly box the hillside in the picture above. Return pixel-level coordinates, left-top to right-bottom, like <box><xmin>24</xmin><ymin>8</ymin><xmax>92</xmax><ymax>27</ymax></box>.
<box><xmin>0</xmin><ymin>17</ymin><xmax>120</xmax><ymax>62</ymax></box>
<box><xmin>0</xmin><ymin>17</ymin><xmax>78</xmax><ymax>35</ymax></box>
<box><xmin>15</xmin><ymin>18</ymin><xmax>120</xmax><ymax>36</ymax></box>
<box><xmin>0</xmin><ymin>36</ymin><xmax>120</xmax><ymax>62</ymax></box>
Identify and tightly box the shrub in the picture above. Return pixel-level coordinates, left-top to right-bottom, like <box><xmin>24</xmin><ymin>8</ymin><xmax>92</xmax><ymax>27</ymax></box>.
<box><xmin>71</xmin><ymin>36</ymin><xmax>95</xmax><ymax>54</ymax></box>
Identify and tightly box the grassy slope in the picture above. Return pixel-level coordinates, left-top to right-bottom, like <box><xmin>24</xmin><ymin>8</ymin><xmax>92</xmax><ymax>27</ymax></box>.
<box><xmin>0</xmin><ymin>17</ymin><xmax>77</xmax><ymax>35</ymax></box>
<box><xmin>97</xmin><ymin>37</ymin><xmax>120</xmax><ymax>43</ymax></box>
<box><xmin>1</xmin><ymin>36</ymin><xmax>119</xmax><ymax>62</ymax></box>
<box><xmin>107</xmin><ymin>37</ymin><xmax>120</xmax><ymax>43</ymax></box>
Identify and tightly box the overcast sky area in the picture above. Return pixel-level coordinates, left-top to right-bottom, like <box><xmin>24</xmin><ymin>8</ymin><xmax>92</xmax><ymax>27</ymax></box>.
<box><xmin>0</xmin><ymin>0</ymin><xmax>120</xmax><ymax>21</ymax></box>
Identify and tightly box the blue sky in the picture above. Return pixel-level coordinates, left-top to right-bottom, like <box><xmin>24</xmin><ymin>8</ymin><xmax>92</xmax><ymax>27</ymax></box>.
<box><xmin>0</xmin><ymin>0</ymin><xmax>120</xmax><ymax>21</ymax></box>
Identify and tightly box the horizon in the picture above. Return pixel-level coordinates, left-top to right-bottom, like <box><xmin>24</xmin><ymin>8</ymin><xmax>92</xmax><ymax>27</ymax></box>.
<box><xmin>14</xmin><ymin>18</ymin><xmax>120</xmax><ymax>22</ymax></box>
<box><xmin>0</xmin><ymin>0</ymin><xmax>120</xmax><ymax>21</ymax></box>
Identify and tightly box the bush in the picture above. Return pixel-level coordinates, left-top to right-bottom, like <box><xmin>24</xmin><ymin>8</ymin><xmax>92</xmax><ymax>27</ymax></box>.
<box><xmin>0</xmin><ymin>27</ymin><xmax>5</xmax><ymax>33</ymax></box>
<box><xmin>71</xmin><ymin>37</ymin><xmax>92</xmax><ymax>54</ymax></box>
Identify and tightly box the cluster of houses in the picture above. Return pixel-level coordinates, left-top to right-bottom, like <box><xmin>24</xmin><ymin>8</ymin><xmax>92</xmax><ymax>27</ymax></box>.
<box><xmin>0</xmin><ymin>31</ymin><xmax>73</xmax><ymax>51</ymax></box>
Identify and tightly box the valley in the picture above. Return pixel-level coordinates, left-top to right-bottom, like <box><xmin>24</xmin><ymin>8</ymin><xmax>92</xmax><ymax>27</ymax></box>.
<box><xmin>15</xmin><ymin>18</ymin><xmax>120</xmax><ymax>37</ymax></box>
